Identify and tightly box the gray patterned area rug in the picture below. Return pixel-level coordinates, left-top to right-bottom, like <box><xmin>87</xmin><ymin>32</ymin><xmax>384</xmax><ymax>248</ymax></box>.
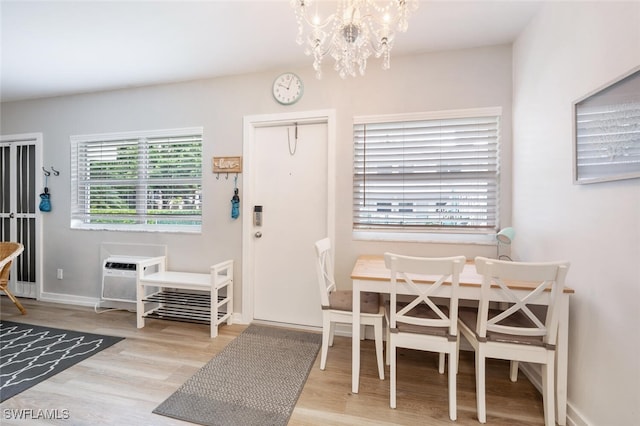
<box><xmin>153</xmin><ymin>324</ymin><xmax>322</xmax><ymax>426</ymax></box>
<box><xmin>0</xmin><ymin>320</ymin><xmax>123</xmax><ymax>402</ymax></box>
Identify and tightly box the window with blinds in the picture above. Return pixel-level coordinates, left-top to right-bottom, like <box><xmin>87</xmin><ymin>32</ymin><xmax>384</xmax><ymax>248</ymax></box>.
<box><xmin>71</xmin><ymin>127</ymin><xmax>203</xmax><ymax>232</ymax></box>
<box><xmin>353</xmin><ymin>109</ymin><xmax>500</xmax><ymax>234</ymax></box>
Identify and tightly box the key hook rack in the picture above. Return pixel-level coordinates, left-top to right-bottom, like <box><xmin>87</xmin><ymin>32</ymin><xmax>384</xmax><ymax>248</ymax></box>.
<box><xmin>213</xmin><ymin>156</ymin><xmax>242</xmax><ymax>180</ymax></box>
<box><xmin>216</xmin><ymin>172</ymin><xmax>239</xmax><ymax>180</ymax></box>
<box><xmin>43</xmin><ymin>167</ymin><xmax>60</xmax><ymax>176</ymax></box>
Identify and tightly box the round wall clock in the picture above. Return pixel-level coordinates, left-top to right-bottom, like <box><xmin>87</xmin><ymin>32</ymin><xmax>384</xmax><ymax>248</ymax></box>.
<box><xmin>272</xmin><ymin>72</ymin><xmax>303</xmax><ymax>105</ymax></box>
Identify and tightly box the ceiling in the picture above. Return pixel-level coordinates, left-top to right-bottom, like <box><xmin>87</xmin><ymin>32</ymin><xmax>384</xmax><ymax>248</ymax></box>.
<box><xmin>0</xmin><ymin>1</ymin><xmax>543</xmax><ymax>102</ymax></box>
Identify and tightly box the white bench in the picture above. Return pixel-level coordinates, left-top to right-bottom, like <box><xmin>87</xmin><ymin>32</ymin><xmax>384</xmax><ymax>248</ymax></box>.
<box><xmin>136</xmin><ymin>257</ymin><xmax>233</xmax><ymax>337</ymax></box>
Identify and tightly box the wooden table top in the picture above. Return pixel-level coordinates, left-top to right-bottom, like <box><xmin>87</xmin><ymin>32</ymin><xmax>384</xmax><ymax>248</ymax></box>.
<box><xmin>351</xmin><ymin>255</ymin><xmax>575</xmax><ymax>294</ymax></box>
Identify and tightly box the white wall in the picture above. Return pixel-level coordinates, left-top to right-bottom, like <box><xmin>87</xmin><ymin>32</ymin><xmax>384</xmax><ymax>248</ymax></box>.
<box><xmin>0</xmin><ymin>44</ymin><xmax>513</xmax><ymax>312</ymax></box>
<box><xmin>512</xmin><ymin>2</ymin><xmax>640</xmax><ymax>425</ymax></box>
<box><xmin>1</xmin><ymin>80</ymin><xmax>245</xmax><ymax>303</ymax></box>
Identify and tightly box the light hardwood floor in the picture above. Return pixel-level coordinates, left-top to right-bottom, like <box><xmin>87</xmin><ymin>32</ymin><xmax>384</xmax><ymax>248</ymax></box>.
<box><xmin>1</xmin><ymin>298</ymin><xmax>546</xmax><ymax>425</ymax></box>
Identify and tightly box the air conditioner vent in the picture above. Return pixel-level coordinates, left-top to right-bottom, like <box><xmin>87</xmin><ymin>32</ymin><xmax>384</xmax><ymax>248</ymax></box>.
<box><xmin>104</xmin><ymin>262</ymin><xmax>137</xmax><ymax>271</ymax></box>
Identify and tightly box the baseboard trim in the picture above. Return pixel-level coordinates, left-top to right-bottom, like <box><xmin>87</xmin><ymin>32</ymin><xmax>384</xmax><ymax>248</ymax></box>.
<box><xmin>232</xmin><ymin>313</ymin><xmax>247</xmax><ymax>324</ymax></box>
<box><xmin>519</xmin><ymin>363</ymin><xmax>589</xmax><ymax>426</ymax></box>
<box><xmin>39</xmin><ymin>292</ymin><xmax>101</xmax><ymax>307</ymax></box>
<box><xmin>566</xmin><ymin>403</ymin><xmax>591</xmax><ymax>426</ymax></box>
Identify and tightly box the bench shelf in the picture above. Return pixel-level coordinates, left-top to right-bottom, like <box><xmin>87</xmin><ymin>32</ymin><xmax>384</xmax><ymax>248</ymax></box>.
<box><xmin>136</xmin><ymin>257</ymin><xmax>233</xmax><ymax>337</ymax></box>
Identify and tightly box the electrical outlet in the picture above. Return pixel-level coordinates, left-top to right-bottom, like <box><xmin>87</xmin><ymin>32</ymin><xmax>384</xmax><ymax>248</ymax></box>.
<box><xmin>57</xmin><ymin>269</ymin><xmax>63</xmax><ymax>280</ymax></box>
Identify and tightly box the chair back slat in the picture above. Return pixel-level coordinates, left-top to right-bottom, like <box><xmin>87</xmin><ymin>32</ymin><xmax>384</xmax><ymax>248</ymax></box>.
<box><xmin>474</xmin><ymin>256</ymin><xmax>570</xmax><ymax>345</ymax></box>
<box><xmin>385</xmin><ymin>253</ymin><xmax>466</xmax><ymax>337</ymax></box>
<box><xmin>396</xmin><ymin>273</ymin><xmax>450</xmax><ymax>326</ymax></box>
<box><xmin>314</xmin><ymin>238</ymin><xmax>335</xmax><ymax>308</ymax></box>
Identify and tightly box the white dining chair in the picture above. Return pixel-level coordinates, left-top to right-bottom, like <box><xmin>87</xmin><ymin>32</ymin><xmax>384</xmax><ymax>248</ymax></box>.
<box><xmin>385</xmin><ymin>252</ymin><xmax>466</xmax><ymax>421</ymax></box>
<box><xmin>458</xmin><ymin>256</ymin><xmax>570</xmax><ymax>426</ymax></box>
<box><xmin>314</xmin><ymin>238</ymin><xmax>385</xmax><ymax>379</ymax></box>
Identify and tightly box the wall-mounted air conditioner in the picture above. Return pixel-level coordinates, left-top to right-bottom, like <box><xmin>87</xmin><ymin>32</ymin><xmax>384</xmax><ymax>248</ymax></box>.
<box><xmin>101</xmin><ymin>256</ymin><xmax>149</xmax><ymax>303</ymax></box>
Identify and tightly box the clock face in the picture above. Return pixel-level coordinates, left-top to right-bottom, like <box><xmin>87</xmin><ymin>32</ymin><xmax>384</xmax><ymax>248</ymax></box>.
<box><xmin>272</xmin><ymin>73</ymin><xmax>303</xmax><ymax>105</ymax></box>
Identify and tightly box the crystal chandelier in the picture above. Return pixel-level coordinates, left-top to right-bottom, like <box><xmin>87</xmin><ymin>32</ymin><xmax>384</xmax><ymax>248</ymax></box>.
<box><xmin>291</xmin><ymin>0</ymin><xmax>419</xmax><ymax>79</ymax></box>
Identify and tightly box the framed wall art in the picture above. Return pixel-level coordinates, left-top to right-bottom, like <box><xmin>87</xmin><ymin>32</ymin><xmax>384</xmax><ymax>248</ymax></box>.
<box><xmin>573</xmin><ymin>65</ymin><xmax>640</xmax><ymax>184</ymax></box>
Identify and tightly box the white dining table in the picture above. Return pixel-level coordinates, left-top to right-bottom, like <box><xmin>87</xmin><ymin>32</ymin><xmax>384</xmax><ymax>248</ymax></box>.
<box><xmin>351</xmin><ymin>255</ymin><xmax>575</xmax><ymax>426</ymax></box>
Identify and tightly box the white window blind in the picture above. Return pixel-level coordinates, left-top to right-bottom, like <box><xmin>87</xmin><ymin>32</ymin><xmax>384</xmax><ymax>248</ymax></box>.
<box><xmin>353</xmin><ymin>111</ymin><xmax>500</xmax><ymax>233</ymax></box>
<box><xmin>71</xmin><ymin>128</ymin><xmax>203</xmax><ymax>232</ymax></box>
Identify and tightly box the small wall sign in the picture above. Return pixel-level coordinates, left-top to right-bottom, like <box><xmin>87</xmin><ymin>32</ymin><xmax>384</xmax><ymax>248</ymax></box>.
<box><xmin>212</xmin><ymin>156</ymin><xmax>242</xmax><ymax>174</ymax></box>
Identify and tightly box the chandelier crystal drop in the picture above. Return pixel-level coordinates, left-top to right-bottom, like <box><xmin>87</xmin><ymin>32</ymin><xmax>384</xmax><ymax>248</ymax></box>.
<box><xmin>291</xmin><ymin>0</ymin><xmax>418</xmax><ymax>79</ymax></box>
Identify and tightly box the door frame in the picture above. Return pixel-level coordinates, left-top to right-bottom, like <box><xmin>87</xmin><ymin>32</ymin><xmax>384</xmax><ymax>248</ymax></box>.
<box><xmin>0</xmin><ymin>132</ymin><xmax>43</xmax><ymax>299</ymax></box>
<box><xmin>241</xmin><ymin>109</ymin><xmax>336</xmax><ymax>324</ymax></box>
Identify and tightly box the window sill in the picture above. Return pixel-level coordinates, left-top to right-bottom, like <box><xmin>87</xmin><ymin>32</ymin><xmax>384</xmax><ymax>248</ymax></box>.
<box><xmin>352</xmin><ymin>230</ymin><xmax>496</xmax><ymax>245</ymax></box>
<box><xmin>70</xmin><ymin>223</ymin><xmax>201</xmax><ymax>234</ymax></box>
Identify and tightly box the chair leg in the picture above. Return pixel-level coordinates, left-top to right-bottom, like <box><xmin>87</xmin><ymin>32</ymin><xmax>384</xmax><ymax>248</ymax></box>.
<box><xmin>328</xmin><ymin>321</ymin><xmax>336</xmax><ymax>347</ymax></box>
<box><xmin>374</xmin><ymin>319</ymin><xmax>384</xmax><ymax>380</ymax></box>
<box><xmin>320</xmin><ymin>316</ymin><xmax>331</xmax><ymax>370</ymax></box>
<box><xmin>476</xmin><ymin>348</ymin><xmax>487</xmax><ymax>423</ymax></box>
<box><xmin>390</xmin><ymin>338</ymin><xmax>397</xmax><ymax>409</ymax></box>
<box><xmin>1</xmin><ymin>288</ymin><xmax>27</xmax><ymax>315</ymax></box>
<box><xmin>542</xmin><ymin>357</ymin><xmax>556</xmax><ymax>426</ymax></box>
<box><xmin>456</xmin><ymin>334</ymin><xmax>460</xmax><ymax>374</ymax></box>
<box><xmin>438</xmin><ymin>353</ymin><xmax>445</xmax><ymax>374</ymax></box>
<box><xmin>385</xmin><ymin>325</ymin><xmax>391</xmax><ymax>366</ymax></box>
<box><xmin>510</xmin><ymin>360</ymin><xmax>519</xmax><ymax>382</ymax></box>
<box><xmin>448</xmin><ymin>350</ymin><xmax>457</xmax><ymax>421</ymax></box>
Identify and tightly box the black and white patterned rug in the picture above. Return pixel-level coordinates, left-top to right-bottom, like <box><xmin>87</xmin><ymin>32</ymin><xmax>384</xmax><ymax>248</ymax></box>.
<box><xmin>153</xmin><ymin>324</ymin><xmax>322</xmax><ymax>426</ymax></box>
<box><xmin>0</xmin><ymin>321</ymin><xmax>123</xmax><ymax>402</ymax></box>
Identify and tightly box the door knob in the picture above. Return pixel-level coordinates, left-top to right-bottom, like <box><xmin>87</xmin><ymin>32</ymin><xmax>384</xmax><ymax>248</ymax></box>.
<box><xmin>255</xmin><ymin>231</ymin><xmax>262</xmax><ymax>238</ymax></box>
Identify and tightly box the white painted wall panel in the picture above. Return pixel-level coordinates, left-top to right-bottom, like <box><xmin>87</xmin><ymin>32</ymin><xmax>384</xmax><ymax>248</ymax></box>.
<box><xmin>512</xmin><ymin>2</ymin><xmax>640</xmax><ymax>424</ymax></box>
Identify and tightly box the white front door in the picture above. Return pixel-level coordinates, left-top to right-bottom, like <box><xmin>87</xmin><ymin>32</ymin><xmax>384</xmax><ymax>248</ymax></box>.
<box><xmin>243</xmin><ymin>111</ymin><xmax>335</xmax><ymax>328</ymax></box>
<box><xmin>0</xmin><ymin>133</ymin><xmax>43</xmax><ymax>299</ymax></box>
